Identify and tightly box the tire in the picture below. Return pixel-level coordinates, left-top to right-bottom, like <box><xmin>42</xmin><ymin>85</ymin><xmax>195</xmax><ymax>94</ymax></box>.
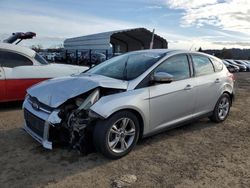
<box><xmin>209</xmin><ymin>93</ymin><xmax>231</xmax><ymax>123</ymax></box>
<box><xmin>93</xmin><ymin>111</ymin><xmax>140</xmax><ymax>159</ymax></box>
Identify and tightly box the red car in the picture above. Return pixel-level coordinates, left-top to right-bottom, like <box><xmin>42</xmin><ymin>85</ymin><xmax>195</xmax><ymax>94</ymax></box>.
<box><xmin>0</xmin><ymin>43</ymin><xmax>88</xmax><ymax>102</ymax></box>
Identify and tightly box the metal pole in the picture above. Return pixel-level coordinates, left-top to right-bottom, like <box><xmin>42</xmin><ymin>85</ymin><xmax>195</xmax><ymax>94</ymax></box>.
<box><xmin>149</xmin><ymin>29</ymin><xmax>155</xmax><ymax>49</ymax></box>
<box><xmin>65</xmin><ymin>50</ymin><xmax>68</xmax><ymax>63</ymax></box>
<box><xmin>76</xmin><ymin>50</ymin><xmax>78</xmax><ymax>65</ymax></box>
<box><xmin>89</xmin><ymin>50</ymin><xmax>92</xmax><ymax>66</ymax></box>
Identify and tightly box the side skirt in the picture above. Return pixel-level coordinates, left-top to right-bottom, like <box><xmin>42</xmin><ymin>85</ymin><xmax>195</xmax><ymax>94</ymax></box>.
<box><xmin>142</xmin><ymin>112</ymin><xmax>213</xmax><ymax>139</ymax></box>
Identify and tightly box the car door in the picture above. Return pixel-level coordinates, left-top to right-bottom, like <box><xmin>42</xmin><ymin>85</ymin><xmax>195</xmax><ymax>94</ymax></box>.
<box><xmin>0</xmin><ymin>65</ymin><xmax>6</xmax><ymax>102</ymax></box>
<box><xmin>1</xmin><ymin>50</ymin><xmax>34</xmax><ymax>101</ymax></box>
<box><xmin>149</xmin><ymin>54</ymin><xmax>197</xmax><ymax>132</ymax></box>
<box><xmin>191</xmin><ymin>54</ymin><xmax>222</xmax><ymax>115</ymax></box>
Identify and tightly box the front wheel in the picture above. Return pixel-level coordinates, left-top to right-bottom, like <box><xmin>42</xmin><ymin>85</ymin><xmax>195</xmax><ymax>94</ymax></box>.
<box><xmin>93</xmin><ymin>111</ymin><xmax>140</xmax><ymax>159</ymax></box>
<box><xmin>209</xmin><ymin>93</ymin><xmax>231</xmax><ymax>123</ymax></box>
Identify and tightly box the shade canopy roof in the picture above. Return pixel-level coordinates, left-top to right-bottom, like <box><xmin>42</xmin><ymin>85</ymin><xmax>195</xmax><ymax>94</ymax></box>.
<box><xmin>64</xmin><ymin>28</ymin><xmax>168</xmax><ymax>53</ymax></box>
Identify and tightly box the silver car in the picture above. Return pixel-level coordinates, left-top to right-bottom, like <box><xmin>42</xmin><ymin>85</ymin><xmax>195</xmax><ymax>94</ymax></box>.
<box><xmin>23</xmin><ymin>50</ymin><xmax>235</xmax><ymax>159</ymax></box>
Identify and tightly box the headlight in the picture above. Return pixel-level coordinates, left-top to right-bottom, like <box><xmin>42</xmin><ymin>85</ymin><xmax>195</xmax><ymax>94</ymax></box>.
<box><xmin>78</xmin><ymin>89</ymin><xmax>100</xmax><ymax>110</ymax></box>
<box><xmin>75</xmin><ymin>98</ymin><xmax>84</xmax><ymax>107</ymax></box>
<box><xmin>47</xmin><ymin>110</ymin><xmax>62</xmax><ymax>125</ymax></box>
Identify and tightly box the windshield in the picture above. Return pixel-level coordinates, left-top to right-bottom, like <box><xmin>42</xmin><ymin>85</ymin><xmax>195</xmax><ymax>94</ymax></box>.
<box><xmin>86</xmin><ymin>51</ymin><xmax>165</xmax><ymax>80</ymax></box>
<box><xmin>35</xmin><ymin>53</ymin><xmax>49</xmax><ymax>65</ymax></box>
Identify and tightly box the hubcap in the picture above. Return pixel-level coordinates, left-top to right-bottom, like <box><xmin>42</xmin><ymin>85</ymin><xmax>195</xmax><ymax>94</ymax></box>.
<box><xmin>108</xmin><ymin>118</ymin><xmax>136</xmax><ymax>153</ymax></box>
<box><xmin>218</xmin><ymin>97</ymin><xmax>230</xmax><ymax>120</ymax></box>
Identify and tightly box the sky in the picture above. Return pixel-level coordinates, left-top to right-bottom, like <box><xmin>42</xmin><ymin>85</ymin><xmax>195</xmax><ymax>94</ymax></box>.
<box><xmin>0</xmin><ymin>0</ymin><xmax>250</xmax><ymax>50</ymax></box>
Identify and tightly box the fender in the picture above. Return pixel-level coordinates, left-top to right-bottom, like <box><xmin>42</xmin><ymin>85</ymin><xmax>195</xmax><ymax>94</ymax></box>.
<box><xmin>90</xmin><ymin>88</ymin><xmax>150</xmax><ymax>134</ymax></box>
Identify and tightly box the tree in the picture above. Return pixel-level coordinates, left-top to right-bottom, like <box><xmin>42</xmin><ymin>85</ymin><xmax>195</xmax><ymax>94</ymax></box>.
<box><xmin>221</xmin><ymin>48</ymin><xmax>233</xmax><ymax>59</ymax></box>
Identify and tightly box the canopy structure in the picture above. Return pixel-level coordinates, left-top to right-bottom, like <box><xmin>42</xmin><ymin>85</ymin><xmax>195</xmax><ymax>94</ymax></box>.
<box><xmin>64</xmin><ymin>28</ymin><xmax>168</xmax><ymax>54</ymax></box>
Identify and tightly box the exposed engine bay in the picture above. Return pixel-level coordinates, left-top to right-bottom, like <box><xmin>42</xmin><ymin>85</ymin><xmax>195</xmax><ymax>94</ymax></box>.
<box><xmin>48</xmin><ymin>87</ymin><xmax>124</xmax><ymax>154</ymax></box>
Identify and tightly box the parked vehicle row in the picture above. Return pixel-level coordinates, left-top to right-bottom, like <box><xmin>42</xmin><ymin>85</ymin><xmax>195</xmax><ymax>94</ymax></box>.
<box><xmin>223</xmin><ymin>59</ymin><xmax>250</xmax><ymax>72</ymax></box>
<box><xmin>222</xmin><ymin>60</ymin><xmax>240</xmax><ymax>73</ymax></box>
<box><xmin>66</xmin><ymin>51</ymin><xmax>107</xmax><ymax>66</ymax></box>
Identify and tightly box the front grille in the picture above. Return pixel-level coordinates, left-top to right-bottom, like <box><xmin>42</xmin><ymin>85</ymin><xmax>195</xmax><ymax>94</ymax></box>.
<box><xmin>24</xmin><ymin>109</ymin><xmax>45</xmax><ymax>138</ymax></box>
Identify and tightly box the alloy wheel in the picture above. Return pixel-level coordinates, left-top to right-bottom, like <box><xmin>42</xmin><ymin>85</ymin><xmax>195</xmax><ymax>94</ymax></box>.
<box><xmin>218</xmin><ymin>96</ymin><xmax>230</xmax><ymax>120</ymax></box>
<box><xmin>108</xmin><ymin>118</ymin><xmax>136</xmax><ymax>153</ymax></box>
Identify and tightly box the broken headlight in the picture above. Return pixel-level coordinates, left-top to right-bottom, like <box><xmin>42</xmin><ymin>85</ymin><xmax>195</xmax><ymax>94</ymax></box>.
<box><xmin>77</xmin><ymin>88</ymin><xmax>100</xmax><ymax>111</ymax></box>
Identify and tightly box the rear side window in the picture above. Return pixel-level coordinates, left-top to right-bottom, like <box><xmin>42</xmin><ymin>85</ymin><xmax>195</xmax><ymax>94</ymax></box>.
<box><xmin>192</xmin><ymin>55</ymin><xmax>214</xmax><ymax>76</ymax></box>
<box><xmin>0</xmin><ymin>50</ymin><xmax>33</xmax><ymax>68</ymax></box>
<box><xmin>154</xmin><ymin>54</ymin><xmax>190</xmax><ymax>81</ymax></box>
<box><xmin>211</xmin><ymin>58</ymin><xmax>223</xmax><ymax>72</ymax></box>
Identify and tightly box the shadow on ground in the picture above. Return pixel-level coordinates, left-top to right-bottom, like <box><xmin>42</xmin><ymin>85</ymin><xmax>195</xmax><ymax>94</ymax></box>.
<box><xmin>0</xmin><ymin>118</ymin><xmax>217</xmax><ymax>188</ymax></box>
<box><xmin>0</xmin><ymin>101</ymin><xmax>23</xmax><ymax>112</ymax></box>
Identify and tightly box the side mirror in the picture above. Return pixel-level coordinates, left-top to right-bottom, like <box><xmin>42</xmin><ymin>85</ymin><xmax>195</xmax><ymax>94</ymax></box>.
<box><xmin>152</xmin><ymin>72</ymin><xmax>174</xmax><ymax>83</ymax></box>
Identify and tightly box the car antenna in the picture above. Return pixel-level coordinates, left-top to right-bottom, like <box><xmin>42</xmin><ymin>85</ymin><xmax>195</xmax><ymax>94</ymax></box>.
<box><xmin>189</xmin><ymin>43</ymin><xmax>195</xmax><ymax>51</ymax></box>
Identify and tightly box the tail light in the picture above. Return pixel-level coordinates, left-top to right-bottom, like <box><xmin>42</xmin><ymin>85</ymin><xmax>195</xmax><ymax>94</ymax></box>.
<box><xmin>227</xmin><ymin>72</ymin><xmax>235</xmax><ymax>81</ymax></box>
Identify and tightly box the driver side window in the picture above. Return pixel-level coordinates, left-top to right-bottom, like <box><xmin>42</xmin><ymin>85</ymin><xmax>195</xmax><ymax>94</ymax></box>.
<box><xmin>154</xmin><ymin>54</ymin><xmax>191</xmax><ymax>81</ymax></box>
<box><xmin>0</xmin><ymin>50</ymin><xmax>33</xmax><ymax>68</ymax></box>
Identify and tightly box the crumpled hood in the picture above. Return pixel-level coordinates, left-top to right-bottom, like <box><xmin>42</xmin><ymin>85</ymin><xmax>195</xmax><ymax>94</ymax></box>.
<box><xmin>27</xmin><ymin>74</ymin><xmax>128</xmax><ymax>108</ymax></box>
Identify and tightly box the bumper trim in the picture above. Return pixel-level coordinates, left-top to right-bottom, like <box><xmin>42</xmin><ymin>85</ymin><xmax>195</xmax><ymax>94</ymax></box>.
<box><xmin>23</xmin><ymin>122</ymin><xmax>52</xmax><ymax>150</ymax></box>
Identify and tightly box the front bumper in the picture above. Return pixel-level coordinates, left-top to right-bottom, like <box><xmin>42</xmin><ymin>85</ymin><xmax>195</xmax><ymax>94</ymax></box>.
<box><xmin>23</xmin><ymin>121</ymin><xmax>52</xmax><ymax>149</ymax></box>
<box><xmin>22</xmin><ymin>97</ymin><xmax>60</xmax><ymax>150</ymax></box>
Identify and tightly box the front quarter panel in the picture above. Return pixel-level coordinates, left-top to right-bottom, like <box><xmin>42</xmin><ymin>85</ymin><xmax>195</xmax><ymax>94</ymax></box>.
<box><xmin>90</xmin><ymin>88</ymin><xmax>150</xmax><ymax>135</ymax></box>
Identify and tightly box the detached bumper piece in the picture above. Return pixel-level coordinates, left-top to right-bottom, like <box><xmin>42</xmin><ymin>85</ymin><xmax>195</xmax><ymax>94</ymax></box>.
<box><xmin>23</xmin><ymin>109</ymin><xmax>52</xmax><ymax>149</ymax></box>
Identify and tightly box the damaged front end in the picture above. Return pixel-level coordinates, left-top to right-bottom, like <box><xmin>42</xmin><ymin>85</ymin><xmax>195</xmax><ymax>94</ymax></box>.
<box><xmin>56</xmin><ymin>88</ymin><xmax>102</xmax><ymax>154</ymax></box>
<box><xmin>23</xmin><ymin>87</ymin><xmax>124</xmax><ymax>155</ymax></box>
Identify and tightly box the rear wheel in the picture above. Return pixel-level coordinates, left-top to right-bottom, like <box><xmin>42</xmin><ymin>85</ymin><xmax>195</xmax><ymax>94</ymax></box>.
<box><xmin>93</xmin><ymin>111</ymin><xmax>140</xmax><ymax>159</ymax></box>
<box><xmin>209</xmin><ymin>93</ymin><xmax>231</xmax><ymax>123</ymax></box>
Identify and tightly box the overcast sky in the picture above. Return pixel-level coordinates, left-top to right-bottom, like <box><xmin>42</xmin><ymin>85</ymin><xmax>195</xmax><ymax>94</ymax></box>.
<box><xmin>1</xmin><ymin>0</ymin><xmax>250</xmax><ymax>50</ymax></box>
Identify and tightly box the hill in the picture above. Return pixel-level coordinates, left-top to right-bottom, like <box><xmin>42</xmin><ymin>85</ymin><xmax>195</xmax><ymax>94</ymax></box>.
<box><xmin>201</xmin><ymin>48</ymin><xmax>250</xmax><ymax>60</ymax></box>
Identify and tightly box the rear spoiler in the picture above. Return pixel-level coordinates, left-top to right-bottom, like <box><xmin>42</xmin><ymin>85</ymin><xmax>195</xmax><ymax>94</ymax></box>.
<box><xmin>3</xmin><ymin>32</ymin><xmax>36</xmax><ymax>44</ymax></box>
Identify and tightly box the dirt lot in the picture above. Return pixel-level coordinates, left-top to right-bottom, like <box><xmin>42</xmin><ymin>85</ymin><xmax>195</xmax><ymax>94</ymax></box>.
<box><xmin>0</xmin><ymin>73</ymin><xmax>250</xmax><ymax>188</ymax></box>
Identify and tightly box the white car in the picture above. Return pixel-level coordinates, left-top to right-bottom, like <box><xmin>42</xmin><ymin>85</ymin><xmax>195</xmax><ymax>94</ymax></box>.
<box><xmin>0</xmin><ymin>43</ymin><xmax>88</xmax><ymax>102</ymax></box>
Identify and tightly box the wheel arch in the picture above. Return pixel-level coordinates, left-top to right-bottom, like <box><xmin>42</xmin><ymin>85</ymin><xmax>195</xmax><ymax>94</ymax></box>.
<box><xmin>107</xmin><ymin>108</ymin><xmax>145</xmax><ymax>139</ymax></box>
<box><xmin>222</xmin><ymin>91</ymin><xmax>234</xmax><ymax>105</ymax></box>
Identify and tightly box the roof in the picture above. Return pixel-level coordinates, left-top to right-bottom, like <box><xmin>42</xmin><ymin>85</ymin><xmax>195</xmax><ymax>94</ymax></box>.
<box><xmin>0</xmin><ymin>43</ymin><xmax>36</xmax><ymax>58</ymax></box>
<box><xmin>127</xmin><ymin>49</ymin><xmax>222</xmax><ymax>61</ymax></box>
<box><xmin>64</xmin><ymin>28</ymin><xmax>168</xmax><ymax>52</ymax></box>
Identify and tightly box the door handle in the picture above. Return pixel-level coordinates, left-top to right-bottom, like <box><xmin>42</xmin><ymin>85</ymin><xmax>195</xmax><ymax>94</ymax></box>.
<box><xmin>184</xmin><ymin>84</ymin><xmax>192</xmax><ymax>90</ymax></box>
<box><xmin>215</xmin><ymin>78</ymin><xmax>220</xmax><ymax>83</ymax></box>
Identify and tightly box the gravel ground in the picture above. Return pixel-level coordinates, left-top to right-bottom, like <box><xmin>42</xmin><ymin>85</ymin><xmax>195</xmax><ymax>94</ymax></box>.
<box><xmin>0</xmin><ymin>73</ymin><xmax>249</xmax><ymax>188</ymax></box>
